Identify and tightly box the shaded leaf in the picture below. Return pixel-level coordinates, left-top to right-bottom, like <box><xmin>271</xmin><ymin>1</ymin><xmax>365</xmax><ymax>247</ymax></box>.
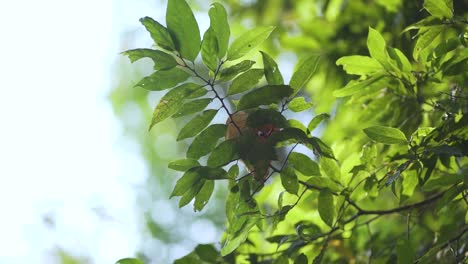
<box><xmin>237</xmin><ymin>85</ymin><xmax>293</xmax><ymax>110</ymax></box>
<box><xmin>139</xmin><ymin>16</ymin><xmax>175</xmax><ymax>50</ymax></box>
<box><xmin>123</xmin><ymin>48</ymin><xmax>178</xmax><ymax>70</ymax></box>
<box><xmin>397</xmin><ymin>240</ymin><xmax>415</xmax><ymax>263</ymax></box>
<box><xmin>218</xmin><ymin>60</ymin><xmax>256</xmax><ymax>81</ymax></box>
<box><xmin>227</xmin><ymin>69</ymin><xmax>264</xmax><ymax>95</ymax></box>
<box><xmin>179</xmin><ymin>178</ymin><xmax>205</xmax><ymax>207</ymax></box>
<box><xmin>288</xmin><ymin>97</ymin><xmax>313</xmax><ymax>112</ymax></box>
<box><xmin>173</xmin><ymin>98</ymin><xmax>212</xmax><ymax>118</ymax></box>
<box><xmin>318</xmin><ymin>189</ymin><xmax>335</xmax><ymax>227</ymax></box>
<box><xmin>171</xmin><ymin>168</ymin><xmax>201</xmax><ymax>197</ymax></box>
<box><xmin>135</xmin><ymin>67</ymin><xmax>190</xmax><ymax>91</ymax></box>
<box><xmin>168</xmin><ymin>158</ymin><xmax>200</xmax><ymax>171</ymax></box>
<box><xmin>209</xmin><ymin>3</ymin><xmax>230</xmax><ymax>58</ymax></box>
<box><xmin>281</xmin><ymin>166</ymin><xmax>299</xmax><ymax>195</ymax></box>
<box><xmin>289</xmin><ymin>152</ymin><xmax>321</xmax><ymax>176</ymax></box>
<box><xmin>333</xmin><ymin>74</ymin><xmax>388</xmax><ymax>97</ymax></box>
<box><xmin>336</xmin><ymin>55</ymin><xmax>382</xmax><ymax>75</ymax></box>
<box><xmin>227</xmin><ymin>26</ymin><xmax>275</xmax><ymax>61</ymax></box>
<box><xmin>260</xmin><ymin>51</ymin><xmax>284</xmax><ymax>85</ymax></box>
<box><xmin>289</xmin><ymin>56</ymin><xmax>320</xmax><ymax>96</ymax></box>
<box><xmin>207</xmin><ymin>139</ymin><xmax>239</xmax><ymax>168</ymax></box>
<box><xmin>194</xmin><ymin>180</ymin><xmax>214</xmax><ymax>211</ymax></box>
<box><xmin>201</xmin><ymin>28</ymin><xmax>219</xmax><ymax>72</ymax></box>
<box><xmin>177</xmin><ymin>110</ymin><xmax>218</xmax><ymax>141</ymax></box>
<box><xmin>294</xmin><ymin>253</ymin><xmax>308</xmax><ymax>264</ymax></box>
<box><xmin>195</xmin><ymin>244</ymin><xmax>219</xmax><ymax>262</ymax></box>
<box><xmin>228</xmin><ymin>164</ymin><xmax>239</xmax><ymax>179</ymax></box>
<box><xmin>187</xmin><ymin>124</ymin><xmax>226</xmax><ymax>159</ymax></box>
<box><xmin>116</xmin><ymin>258</ymin><xmax>144</xmax><ymax>264</ymax></box>
<box><xmin>363</xmin><ymin>126</ymin><xmax>407</xmax><ymax>144</ymax></box>
<box><xmin>307</xmin><ymin>113</ymin><xmax>330</xmax><ymax>133</ymax></box>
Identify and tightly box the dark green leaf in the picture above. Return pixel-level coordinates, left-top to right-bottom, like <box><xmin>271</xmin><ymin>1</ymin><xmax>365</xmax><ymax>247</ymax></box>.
<box><xmin>289</xmin><ymin>152</ymin><xmax>320</xmax><ymax>176</ymax></box>
<box><xmin>336</xmin><ymin>55</ymin><xmax>382</xmax><ymax>75</ymax></box>
<box><xmin>172</xmin><ymin>98</ymin><xmax>212</xmax><ymax>118</ymax></box>
<box><xmin>187</xmin><ymin>124</ymin><xmax>226</xmax><ymax>159</ymax></box>
<box><xmin>309</xmin><ymin>137</ymin><xmax>336</xmax><ymax>159</ymax></box>
<box><xmin>288</xmin><ymin>97</ymin><xmax>313</xmax><ymax>112</ymax></box>
<box><xmin>289</xmin><ymin>56</ymin><xmax>320</xmax><ymax>96</ymax></box>
<box><xmin>116</xmin><ymin>258</ymin><xmax>144</xmax><ymax>264</ymax></box>
<box><xmin>207</xmin><ymin>139</ymin><xmax>239</xmax><ymax>168</ymax></box>
<box><xmin>177</xmin><ymin>110</ymin><xmax>218</xmax><ymax>141</ymax></box>
<box><xmin>422</xmin><ymin>174</ymin><xmax>461</xmax><ymax>191</ymax></box>
<box><xmin>294</xmin><ymin>253</ymin><xmax>308</xmax><ymax>264</ymax></box>
<box><xmin>397</xmin><ymin>240</ymin><xmax>414</xmax><ymax>263</ymax></box>
<box><xmin>246</xmin><ymin>108</ymin><xmax>288</xmax><ymax>128</ymax></box>
<box><xmin>227</xmin><ymin>69</ymin><xmax>264</xmax><ymax>95</ymax></box>
<box><xmin>179</xmin><ymin>178</ymin><xmax>205</xmax><ymax>207</ymax></box>
<box><xmin>201</xmin><ymin>28</ymin><xmax>219</xmax><ymax>72</ymax></box>
<box><xmin>237</xmin><ymin>85</ymin><xmax>293</xmax><ymax>110</ymax></box>
<box><xmin>280</xmin><ymin>166</ymin><xmax>299</xmax><ymax>195</ymax></box>
<box><xmin>150</xmin><ymin>83</ymin><xmax>203</xmax><ymax>130</ymax></box>
<box><xmin>363</xmin><ymin>126</ymin><xmax>408</xmax><ymax>144</ymax></box>
<box><xmin>227</xmin><ymin>26</ymin><xmax>275</xmax><ymax>61</ymax></box>
<box><xmin>320</xmin><ymin>157</ymin><xmax>341</xmax><ymax>182</ymax></box>
<box><xmin>218</xmin><ymin>60</ymin><xmax>256</xmax><ymax>81</ymax></box>
<box><xmin>260</xmin><ymin>51</ymin><xmax>284</xmax><ymax>85</ymax></box>
<box><xmin>135</xmin><ymin>67</ymin><xmax>190</xmax><ymax>91</ymax></box>
<box><xmin>166</xmin><ymin>0</ymin><xmax>201</xmax><ymax>61</ymax></box>
<box><xmin>195</xmin><ymin>244</ymin><xmax>219</xmax><ymax>262</ymax></box>
<box><xmin>209</xmin><ymin>3</ymin><xmax>230</xmax><ymax>58</ymax></box>
<box><xmin>122</xmin><ymin>49</ymin><xmax>178</xmax><ymax>70</ymax></box>
<box><xmin>139</xmin><ymin>16</ymin><xmax>176</xmax><ymax>50</ymax></box>
<box><xmin>194</xmin><ymin>180</ymin><xmax>214</xmax><ymax>211</ymax></box>
<box><xmin>168</xmin><ymin>158</ymin><xmax>200</xmax><ymax>171</ymax></box>
<box><xmin>174</xmin><ymin>253</ymin><xmax>201</xmax><ymax>264</ymax></box>
<box><xmin>307</xmin><ymin>113</ymin><xmax>330</xmax><ymax>133</ymax></box>
<box><xmin>423</xmin><ymin>0</ymin><xmax>453</xmax><ymax>19</ymax></box>
<box><xmin>333</xmin><ymin>75</ymin><xmax>388</xmax><ymax>97</ymax></box>
<box><xmin>318</xmin><ymin>189</ymin><xmax>335</xmax><ymax>227</ymax></box>
<box><xmin>228</xmin><ymin>164</ymin><xmax>239</xmax><ymax>179</ymax></box>
<box><xmin>171</xmin><ymin>168</ymin><xmax>201</xmax><ymax>197</ymax></box>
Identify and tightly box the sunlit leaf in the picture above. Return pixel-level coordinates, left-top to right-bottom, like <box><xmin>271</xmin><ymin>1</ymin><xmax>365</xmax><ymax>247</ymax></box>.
<box><xmin>336</xmin><ymin>55</ymin><xmax>382</xmax><ymax>75</ymax></box>
<box><xmin>135</xmin><ymin>67</ymin><xmax>190</xmax><ymax>91</ymax></box>
<box><xmin>187</xmin><ymin>124</ymin><xmax>226</xmax><ymax>159</ymax></box>
<box><xmin>320</xmin><ymin>157</ymin><xmax>341</xmax><ymax>182</ymax></box>
<box><xmin>333</xmin><ymin>75</ymin><xmax>388</xmax><ymax>97</ymax></box>
<box><xmin>289</xmin><ymin>56</ymin><xmax>320</xmax><ymax>96</ymax></box>
<box><xmin>363</xmin><ymin>126</ymin><xmax>407</xmax><ymax>144</ymax></box>
<box><xmin>306</xmin><ymin>177</ymin><xmax>342</xmax><ymax>193</ymax></box>
<box><xmin>116</xmin><ymin>258</ymin><xmax>144</xmax><ymax>264</ymax></box>
<box><xmin>173</xmin><ymin>98</ymin><xmax>212</xmax><ymax>118</ymax></box>
<box><xmin>168</xmin><ymin>158</ymin><xmax>200</xmax><ymax>171</ymax></box>
<box><xmin>413</xmin><ymin>26</ymin><xmax>444</xmax><ymax>60</ymax></box>
<box><xmin>209</xmin><ymin>3</ymin><xmax>230</xmax><ymax>58</ymax></box>
<box><xmin>227</xmin><ymin>26</ymin><xmax>275</xmax><ymax>61</ymax></box>
<box><xmin>201</xmin><ymin>28</ymin><xmax>219</xmax><ymax>72</ymax></box>
<box><xmin>237</xmin><ymin>85</ymin><xmax>293</xmax><ymax>110</ymax></box>
<box><xmin>227</xmin><ymin>69</ymin><xmax>264</xmax><ymax>95</ymax></box>
<box><xmin>423</xmin><ymin>0</ymin><xmax>453</xmax><ymax>19</ymax></box>
<box><xmin>288</xmin><ymin>97</ymin><xmax>313</xmax><ymax>112</ymax></box>
<box><xmin>194</xmin><ymin>180</ymin><xmax>214</xmax><ymax>211</ymax></box>
<box><xmin>288</xmin><ymin>119</ymin><xmax>307</xmax><ymax>132</ymax></box>
<box><xmin>177</xmin><ymin>110</ymin><xmax>218</xmax><ymax>141</ymax></box>
<box><xmin>289</xmin><ymin>152</ymin><xmax>320</xmax><ymax>176</ymax></box>
<box><xmin>280</xmin><ymin>166</ymin><xmax>299</xmax><ymax>195</ymax></box>
<box><xmin>260</xmin><ymin>51</ymin><xmax>284</xmax><ymax>85</ymax></box>
<box><xmin>140</xmin><ymin>16</ymin><xmax>176</xmax><ymax>51</ymax></box>
<box><xmin>307</xmin><ymin>113</ymin><xmax>330</xmax><ymax>133</ymax></box>
<box><xmin>367</xmin><ymin>27</ymin><xmax>390</xmax><ymax>68</ymax></box>
<box><xmin>218</xmin><ymin>60</ymin><xmax>256</xmax><ymax>81</ymax></box>
<box><xmin>228</xmin><ymin>164</ymin><xmax>239</xmax><ymax>179</ymax></box>
<box><xmin>123</xmin><ymin>49</ymin><xmax>178</xmax><ymax>70</ymax></box>
<box><xmin>318</xmin><ymin>189</ymin><xmax>335</xmax><ymax>227</ymax></box>
<box><xmin>166</xmin><ymin>0</ymin><xmax>201</xmax><ymax>61</ymax></box>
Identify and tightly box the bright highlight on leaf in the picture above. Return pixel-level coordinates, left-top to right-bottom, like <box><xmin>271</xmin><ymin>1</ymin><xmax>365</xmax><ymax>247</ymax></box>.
<box><xmin>227</xmin><ymin>26</ymin><xmax>275</xmax><ymax>61</ymax></box>
<box><xmin>363</xmin><ymin>126</ymin><xmax>408</xmax><ymax>144</ymax></box>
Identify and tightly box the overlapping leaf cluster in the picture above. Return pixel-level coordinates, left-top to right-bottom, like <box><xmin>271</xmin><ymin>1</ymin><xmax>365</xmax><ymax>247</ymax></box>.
<box><xmin>117</xmin><ymin>0</ymin><xmax>467</xmax><ymax>263</ymax></box>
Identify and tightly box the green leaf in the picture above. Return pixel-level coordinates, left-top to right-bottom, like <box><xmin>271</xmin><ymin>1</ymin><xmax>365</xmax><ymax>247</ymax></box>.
<box><xmin>260</xmin><ymin>51</ymin><xmax>284</xmax><ymax>85</ymax></box>
<box><xmin>336</xmin><ymin>55</ymin><xmax>382</xmax><ymax>75</ymax></box>
<box><xmin>116</xmin><ymin>258</ymin><xmax>144</xmax><ymax>264</ymax></box>
<box><xmin>174</xmin><ymin>253</ymin><xmax>200</xmax><ymax>264</ymax></box>
<box><xmin>135</xmin><ymin>67</ymin><xmax>190</xmax><ymax>91</ymax></box>
<box><xmin>139</xmin><ymin>16</ymin><xmax>176</xmax><ymax>51</ymax></box>
<box><xmin>309</xmin><ymin>137</ymin><xmax>336</xmax><ymax>159</ymax></box>
<box><xmin>320</xmin><ymin>157</ymin><xmax>341</xmax><ymax>182</ymax></box>
<box><xmin>318</xmin><ymin>189</ymin><xmax>335</xmax><ymax>227</ymax></box>
<box><xmin>207</xmin><ymin>139</ymin><xmax>239</xmax><ymax>168</ymax></box>
<box><xmin>201</xmin><ymin>28</ymin><xmax>219</xmax><ymax>72</ymax></box>
<box><xmin>289</xmin><ymin>56</ymin><xmax>320</xmax><ymax>96</ymax></box>
<box><xmin>227</xmin><ymin>69</ymin><xmax>264</xmax><ymax>95</ymax></box>
<box><xmin>187</xmin><ymin>124</ymin><xmax>226</xmax><ymax>159</ymax></box>
<box><xmin>172</xmin><ymin>98</ymin><xmax>212</xmax><ymax>118</ymax></box>
<box><xmin>280</xmin><ymin>166</ymin><xmax>299</xmax><ymax>195</ymax></box>
<box><xmin>306</xmin><ymin>177</ymin><xmax>343</xmax><ymax>193</ymax></box>
<box><xmin>413</xmin><ymin>26</ymin><xmax>444</xmax><ymax>60</ymax></box>
<box><xmin>149</xmin><ymin>83</ymin><xmax>203</xmax><ymax>130</ymax></box>
<box><xmin>367</xmin><ymin>27</ymin><xmax>389</xmax><ymax>67</ymax></box>
<box><xmin>194</xmin><ymin>180</ymin><xmax>214</xmax><ymax>211</ymax></box>
<box><xmin>288</xmin><ymin>97</ymin><xmax>313</xmax><ymax>112</ymax></box>
<box><xmin>288</xmin><ymin>119</ymin><xmax>307</xmax><ymax>132</ymax></box>
<box><xmin>227</xmin><ymin>26</ymin><xmax>275</xmax><ymax>61</ymax></box>
<box><xmin>294</xmin><ymin>253</ymin><xmax>308</xmax><ymax>264</ymax></box>
<box><xmin>363</xmin><ymin>126</ymin><xmax>408</xmax><ymax>144</ymax></box>
<box><xmin>179</xmin><ymin>178</ymin><xmax>205</xmax><ymax>207</ymax></box>
<box><xmin>333</xmin><ymin>75</ymin><xmax>388</xmax><ymax>97</ymax></box>
<box><xmin>209</xmin><ymin>3</ymin><xmax>230</xmax><ymax>58</ymax></box>
<box><xmin>397</xmin><ymin>240</ymin><xmax>415</xmax><ymax>263</ymax></box>
<box><xmin>218</xmin><ymin>60</ymin><xmax>256</xmax><ymax>81</ymax></box>
<box><xmin>195</xmin><ymin>244</ymin><xmax>219</xmax><ymax>262</ymax></box>
<box><xmin>122</xmin><ymin>49</ymin><xmax>178</xmax><ymax>70</ymax></box>
<box><xmin>423</xmin><ymin>0</ymin><xmax>453</xmax><ymax>19</ymax></box>
<box><xmin>221</xmin><ymin>217</ymin><xmax>259</xmax><ymax>255</ymax></box>
<box><xmin>387</xmin><ymin>47</ymin><xmax>412</xmax><ymax>73</ymax></box>
<box><xmin>307</xmin><ymin>113</ymin><xmax>330</xmax><ymax>133</ymax></box>
<box><xmin>171</xmin><ymin>168</ymin><xmax>201</xmax><ymax>197</ymax></box>
<box><xmin>168</xmin><ymin>158</ymin><xmax>200</xmax><ymax>171</ymax></box>
<box><xmin>177</xmin><ymin>110</ymin><xmax>218</xmax><ymax>141</ymax></box>
<box><xmin>228</xmin><ymin>164</ymin><xmax>239</xmax><ymax>179</ymax></box>
<box><xmin>289</xmin><ymin>152</ymin><xmax>320</xmax><ymax>176</ymax></box>
<box><xmin>166</xmin><ymin>0</ymin><xmax>201</xmax><ymax>61</ymax></box>
<box><xmin>237</xmin><ymin>85</ymin><xmax>293</xmax><ymax>110</ymax></box>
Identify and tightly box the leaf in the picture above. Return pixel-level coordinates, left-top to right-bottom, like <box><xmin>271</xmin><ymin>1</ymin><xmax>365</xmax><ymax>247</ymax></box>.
<box><xmin>168</xmin><ymin>158</ymin><xmax>200</xmax><ymax>171</ymax></box>
<box><xmin>209</xmin><ymin>3</ymin><xmax>230</xmax><ymax>58</ymax></box>
<box><xmin>135</xmin><ymin>67</ymin><xmax>190</xmax><ymax>91</ymax></box>
<box><xmin>336</xmin><ymin>55</ymin><xmax>382</xmax><ymax>75</ymax></box>
<box><xmin>174</xmin><ymin>253</ymin><xmax>200</xmax><ymax>264</ymax></box>
<box><xmin>260</xmin><ymin>51</ymin><xmax>284</xmax><ymax>85</ymax></box>
<box><xmin>122</xmin><ymin>49</ymin><xmax>178</xmax><ymax>70</ymax></box>
<box><xmin>171</xmin><ymin>168</ymin><xmax>201</xmax><ymax>197</ymax></box>
<box><xmin>228</xmin><ymin>164</ymin><xmax>239</xmax><ymax>179</ymax></box>
<box><xmin>237</xmin><ymin>85</ymin><xmax>293</xmax><ymax>110</ymax></box>
<box><xmin>187</xmin><ymin>124</ymin><xmax>226</xmax><ymax>159</ymax></box>
<box><xmin>387</xmin><ymin>47</ymin><xmax>412</xmax><ymax>73</ymax></box>
<box><xmin>150</xmin><ymin>83</ymin><xmax>203</xmax><ymax>130</ymax></box>
<box><xmin>139</xmin><ymin>16</ymin><xmax>175</xmax><ymax>51</ymax></box>
<box><xmin>318</xmin><ymin>189</ymin><xmax>335</xmax><ymax>227</ymax></box>
<box><xmin>195</xmin><ymin>244</ymin><xmax>219</xmax><ymax>262</ymax></box>
<box><xmin>309</xmin><ymin>137</ymin><xmax>336</xmax><ymax>159</ymax></box>
<box><xmin>363</xmin><ymin>126</ymin><xmax>408</xmax><ymax>144</ymax></box>
<box><xmin>166</xmin><ymin>0</ymin><xmax>201</xmax><ymax>61</ymax></box>
<box><xmin>194</xmin><ymin>180</ymin><xmax>214</xmax><ymax>211</ymax></box>
<box><xmin>227</xmin><ymin>26</ymin><xmax>275</xmax><ymax>61</ymax></box>
<box><xmin>179</xmin><ymin>178</ymin><xmax>205</xmax><ymax>207</ymax></box>
<box><xmin>397</xmin><ymin>240</ymin><xmax>415</xmax><ymax>263</ymax></box>
<box><xmin>320</xmin><ymin>157</ymin><xmax>341</xmax><ymax>182</ymax></box>
<box><xmin>307</xmin><ymin>113</ymin><xmax>330</xmax><ymax>133</ymax></box>
<box><xmin>218</xmin><ymin>60</ymin><xmax>256</xmax><ymax>81</ymax></box>
<box><xmin>306</xmin><ymin>177</ymin><xmax>343</xmax><ymax>193</ymax></box>
<box><xmin>173</xmin><ymin>98</ymin><xmax>212</xmax><ymax>118</ymax></box>
<box><xmin>367</xmin><ymin>27</ymin><xmax>389</xmax><ymax>67</ymax></box>
<box><xmin>333</xmin><ymin>75</ymin><xmax>388</xmax><ymax>97</ymax></box>
<box><xmin>227</xmin><ymin>69</ymin><xmax>264</xmax><ymax>95</ymax></box>
<box><xmin>289</xmin><ymin>56</ymin><xmax>320</xmax><ymax>96</ymax></box>
<box><xmin>423</xmin><ymin>0</ymin><xmax>453</xmax><ymax>19</ymax></box>
<box><xmin>280</xmin><ymin>166</ymin><xmax>299</xmax><ymax>195</ymax></box>
<box><xmin>413</xmin><ymin>26</ymin><xmax>444</xmax><ymax>60</ymax></box>
<box><xmin>288</xmin><ymin>97</ymin><xmax>313</xmax><ymax>112</ymax></box>
<box><xmin>221</xmin><ymin>217</ymin><xmax>259</xmax><ymax>255</ymax></box>
<box><xmin>177</xmin><ymin>110</ymin><xmax>218</xmax><ymax>141</ymax></box>
<box><xmin>207</xmin><ymin>139</ymin><xmax>239</xmax><ymax>168</ymax></box>
<box><xmin>294</xmin><ymin>254</ymin><xmax>308</xmax><ymax>264</ymax></box>
<box><xmin>116</xmin><ymin>258</ymin><xmax>144</xmax><ymax>264</ymax></box>
<box><xmin>201</xmin><ymin>28</ymin><xmax>219</xmax><ymax>72</ymax></box>
<box><xmin>288</xmin><ymin>152</ymin><xmax>320</xmax><ymax>176</ymax></box>
<box><xmin>288</xmin><ymin>119</ymin><xmax>307</xmax><ymax>132</ymax></box>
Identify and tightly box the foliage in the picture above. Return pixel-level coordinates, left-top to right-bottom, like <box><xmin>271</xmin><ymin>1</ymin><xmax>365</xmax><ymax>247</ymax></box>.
<box><xmin>116</xmin><ymin>0</ymin><xmax>468</xmax><ymax>263</ymax></box>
